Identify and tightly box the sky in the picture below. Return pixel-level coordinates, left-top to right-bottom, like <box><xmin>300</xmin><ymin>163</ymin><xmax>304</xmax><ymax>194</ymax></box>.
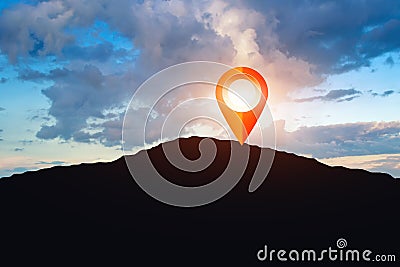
<box><xmin>0</xmin><ymin>0</ymin><xmax>399</xmax><ymax>178</ymax></box>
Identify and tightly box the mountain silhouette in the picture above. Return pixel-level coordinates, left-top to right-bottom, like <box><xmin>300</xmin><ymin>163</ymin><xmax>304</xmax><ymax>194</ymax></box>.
<box><xmin>0</xmin><ymin>137</ymin><xmax>398</xmax><ymax>266</ymax></box>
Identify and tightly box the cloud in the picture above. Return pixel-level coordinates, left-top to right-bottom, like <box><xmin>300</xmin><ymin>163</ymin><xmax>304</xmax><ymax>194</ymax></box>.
<box><xmin>27</xmin><ymin>108</ymin><xmax>52</xmax><ymax>122</ymax></box>
<box><xmin>62</xmin><ymin>42</ymin><xmax>133</xmax><ymax>63</ymax></box>
<box><xmin>35</xmin><ymin>160</ymin><xmax>66</xmax><ymax>165</ymax></box>
<box><xmin>371</xmin><ymin>89</ymin><xmax>395</xmax><ymax>97</ymax></box>
<box><xmin>0</xmin><ymin>1</ymin><xmax>74</xmax><ymax>63</ymax></box>
<box><xmin>0</xmin><ymin>107</ymin><xmax>5</xmax><ymax>111</ymax></box>
<box><xmin>1</xmin><ymin>0</ymin><xmax>400</xmax><ymax>149</ymax></box>
<box><xmin>2</xmin><ymin>1</ymin><xmax>399</xmax><ymax>74</ymax></box>
<box><xmin>34</xmin><ymin>64</ymin><xmax>134</xmax><ymax>146</ymax></box>
<box><xmin>245</xmin><ymin>0</ymin><xmax>400</xmax><ymax>73</ymax></box>
<box><xmin>384</xmin><ymin>56</ymin><xmax>395</xmax><ymax>66</ymax></box>
<box><xmin>195</xmin><ymin>0</ymin><xmax>322</xmax><ymax>96</ymax></box>
<box><xmin>0</xmin><ymin>155</ymin><xmax>72</xmax><ymax>178</ymax></box>
<box><xmin>14</xmin><ymin>148</ymin><xmax>24</xmax><ymax>152</ymax></box>
<box><xmin>320</xmin><ymin>154</ymin><xmax>400</xmax><ymax>178</ymax></box>
<box><xmin>0</xmin><ymin>0</ymin><xmax>322</xmax><ymax>92</ymax></box>
<box><xmin>19</xmin><ymin>140</ymin><xmax>34</xmax><ymax>145</ymax></box>
<box><xmin>281</xmin><ymin>121</ymin><xmax>400</xmax><ymax>158</ymax></box>
<box><xmin>8</xmin><ymin>0</ymin><xmax>321</xmax><ymax>146</ymax></box>
<box><xmin>0</xmin><ymin>77</ymin><xmax>7</xmax><ymax>83</ymax></box>
<box><xmin>360</xmin><ymin>19</ymin><xmax>400</xmax><ymax>59</ymax></box>
<box><xmin>18</xmin><ymin>68</ymin><xmax>48</xmax><ymax>81</ymax></box>
<box><xmin>381</xmin><ymin>90</ymin><xmax>395</xmax><ymax>97</ymax></box>
<box><xmin>5</xmin><ymin>167</ymin><xmax>31</xmax><ymax>174</ymax></box>
<box><xmin>294</xmin><ymin>88</ymin><xmax>362</xmax><ymax>102</ymax></box>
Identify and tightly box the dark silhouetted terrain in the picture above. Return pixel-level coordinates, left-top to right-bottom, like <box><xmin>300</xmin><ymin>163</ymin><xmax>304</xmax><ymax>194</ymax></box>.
<box><xmin>0</xmin><ymin>137</ymin><xmax>399</xmax><ymax>266</ymax></box>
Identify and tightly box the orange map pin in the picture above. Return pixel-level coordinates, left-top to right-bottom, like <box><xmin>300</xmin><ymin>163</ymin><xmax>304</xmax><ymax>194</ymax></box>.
<box><xmin>216</xmin><ymin>67</ymin><xmax>268</xmax><ymax>145</ymax></box>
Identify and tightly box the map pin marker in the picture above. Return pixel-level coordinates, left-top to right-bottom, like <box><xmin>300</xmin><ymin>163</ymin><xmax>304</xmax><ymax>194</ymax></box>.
<box><xmin>216</xmin><ymin>67</ymin><xmax>268</xmax><ymax>145</ymax></box>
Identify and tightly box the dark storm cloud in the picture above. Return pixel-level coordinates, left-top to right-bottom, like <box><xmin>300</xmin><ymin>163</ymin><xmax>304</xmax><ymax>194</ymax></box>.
<box><xmin>283</xmin><ymin>121</ymin><xmax>400</xmax><ymax>158</ymax></box>
<box><xmin>294</xmin><ymin>89</ymin><xmax>362</xmax><ymax>103</ymax></box>
<box><xmin>245</xmin><ymin>0</ymin><xmax>400</xmax><ymax>73</ymax></box>
<box><xmin>360</xmin><ymin>19</ymin><xmax>400</xmax><ymax>59</ymax></box>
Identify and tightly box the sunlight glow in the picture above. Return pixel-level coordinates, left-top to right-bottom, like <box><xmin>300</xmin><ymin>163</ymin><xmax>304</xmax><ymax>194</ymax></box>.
<box><xmin>222</xmin><ymin>79</ymin><xmax>261</xmax><ymax>112</ymax></box>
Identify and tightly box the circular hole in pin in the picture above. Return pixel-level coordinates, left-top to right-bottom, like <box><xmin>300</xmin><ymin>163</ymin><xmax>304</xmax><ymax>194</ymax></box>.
<box><xmin>222</xmin><ymin>77</ymin><xmax>261</xmax><ymax>112</ymax></box>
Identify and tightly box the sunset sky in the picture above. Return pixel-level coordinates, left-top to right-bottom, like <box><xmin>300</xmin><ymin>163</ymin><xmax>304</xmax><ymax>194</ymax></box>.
<box><xmin>0</xmin><ymin>0</ymin><xmax>399</xmax><ymax>177</ymax></box>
